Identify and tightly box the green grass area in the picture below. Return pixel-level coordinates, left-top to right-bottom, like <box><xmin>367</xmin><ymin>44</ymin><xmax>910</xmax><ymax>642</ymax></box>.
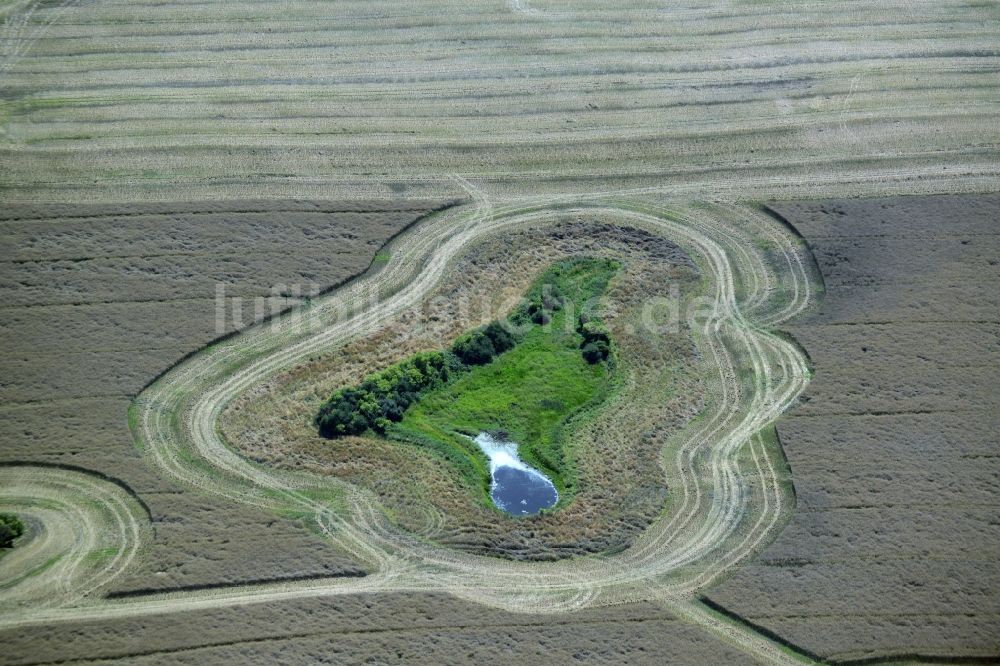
<box><xmin>83</xmin><ymin>547</ymin><xmax>120</xmax><ymax>564</ymax></box>
<box><xmin>386</xmin><ymin>257</ymin><xmax>620</xmax><ymax>501</ymax></box>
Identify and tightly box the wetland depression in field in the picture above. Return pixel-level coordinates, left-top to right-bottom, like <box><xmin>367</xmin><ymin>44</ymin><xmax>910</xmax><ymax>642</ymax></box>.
<box><xmin>314</xmin><ymin>257</ymin><xmax>619</xmax><ymax>516</ymax></box>
<box><xmin>474</xmin><ymin>433</ymin><xmax>558</xmax><ymax>516</ymax></box>
<box><xmin>226</xmin><ymin>221</ymin><xmax>702</xmax><ymax>559</ymax></box>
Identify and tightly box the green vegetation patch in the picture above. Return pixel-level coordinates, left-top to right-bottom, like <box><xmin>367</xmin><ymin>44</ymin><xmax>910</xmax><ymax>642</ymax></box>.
<box><xmin>316</xmin><ymin>257</ymin><xmax>621</xmax><ymax>504</ymax></box>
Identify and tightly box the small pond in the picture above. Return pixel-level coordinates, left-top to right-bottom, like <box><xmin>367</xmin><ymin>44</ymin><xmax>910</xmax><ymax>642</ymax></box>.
<box><xmin>473</xmin><ymin>432</ymin><xmax>558</xmax><ymax>516</ymax></box>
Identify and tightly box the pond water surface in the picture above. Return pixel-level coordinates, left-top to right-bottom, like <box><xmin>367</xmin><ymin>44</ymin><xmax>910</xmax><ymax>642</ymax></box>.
<box><xmin>474</xmin><ymin>432</ymin><xmax>558</xmax><ymax>516</ymax></box>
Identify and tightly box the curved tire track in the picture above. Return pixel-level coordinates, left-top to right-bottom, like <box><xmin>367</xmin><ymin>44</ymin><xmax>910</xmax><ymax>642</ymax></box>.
<box><xmin>0</xmin><ymin>465</ymin><xmax>151</xmax><ymax>613</ymax></box>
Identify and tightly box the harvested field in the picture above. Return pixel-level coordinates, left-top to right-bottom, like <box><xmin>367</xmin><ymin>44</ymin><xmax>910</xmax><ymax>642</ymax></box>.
<box><xmin>0</xmin><ymin>593</ymin><xmax>755</xmax><ymax>665</ymax></box>
<box><xmin>1</xmin><ymin>197</ymin><xmax>814</xmax><ymax>666</ymax></box>
<box><xmin>1</xmin><ymin>1</ymin><xmax>999</xmax><ymax>203</ymax></box>
<box><xmin>703</xmin><ymin>194</ymin><xmax>1000</xmax><ymax>661</ymax></box>
<box><xmin>0</xmin><ymin>200</ymin><xmax>447</xmax><ymax>593</ymax></box>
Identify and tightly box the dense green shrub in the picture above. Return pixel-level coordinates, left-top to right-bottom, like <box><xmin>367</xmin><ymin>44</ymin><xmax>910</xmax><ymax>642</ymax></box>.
<box><xmin>522</xmin><ymin>284</ymin><xmax>565</xmax><ymax>326</ymax></box>
<box><xmin>316</xmin><ymin>351</ymin><xmax>453</xmax><ymax>437</ymax></box>
<box><xmin>530</xmin><ymin>308</ymin><xmax>551</xmax><ymax>325</ymax></box>
<box><xmin>0</xmin><ymin>513</ymin><xmax>25</xmax><ymax>548</ymax></box>
<box><xmin>452</xmin><ymin>330</ymin><xmax>496</xmax><ymax>365</ymax></box>
<box><xmin>578</xmin><ymin>318</ymin><xmax>611</xmax><ymax>363</ymax></box>
<box><xmin>483</xmin><ymin>321</ymin><xmax>517</xmax><ymax>353</ymax></box>
<box><xmin>540</xmin><ymin>285</ymin><xmax>565</xmax><ymax>311</ymax></box>
<box><xmin>582</xmin><ymin>339</ymin><xmax>610</xmax><ymax>363</ymax></box>
<box><xmin>452</xmin><ymin>321</ymin><xmax>519</xmax><ymax>365</ymax></box>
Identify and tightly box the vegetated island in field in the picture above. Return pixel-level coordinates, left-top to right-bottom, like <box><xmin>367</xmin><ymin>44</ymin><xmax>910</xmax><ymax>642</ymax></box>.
<box><xmin>0</xmin><ymin>513</ymin><xmax>25</xmax><ymax>550</ymax></box>
<box><xmin>315</xmin><ymin>257</ymin><xmax>620</xmax><ymax>513</ymax></box>
<box><xmin>223</xmin><ymin>220</ymin><xmax>700</xmax><ymax>557</ymax></box>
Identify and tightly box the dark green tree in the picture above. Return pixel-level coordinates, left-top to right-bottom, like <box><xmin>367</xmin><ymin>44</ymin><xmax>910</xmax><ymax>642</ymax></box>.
<box><xmin>582</xmin><ymin>339</ymin><xmax>610</xmax><ymax>363</ymax></box>
<box><xmin>0</xmin><ymin>513</ymin><xmax>25</xmax><ymax>548</ymax></box>
<box><xmin>452</xmin><ymin>330</ymin><xmax>496</xmax><ymax>365</ymax></box>
<box><xmin>316</xmin><ymin>351</ymin><xmax>451</xmax><ymax>437</ymax></box>
<box><xmin>483</xmin><ymin>321</ymin><xmax>517</xmax><ymax>354</ymax></box>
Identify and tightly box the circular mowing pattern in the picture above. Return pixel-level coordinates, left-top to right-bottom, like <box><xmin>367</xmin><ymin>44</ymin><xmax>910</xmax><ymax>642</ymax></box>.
<box><xmin>0</xmin><ymin>465</ymin><xmax>151</xmax><ymax>614</ymax></box>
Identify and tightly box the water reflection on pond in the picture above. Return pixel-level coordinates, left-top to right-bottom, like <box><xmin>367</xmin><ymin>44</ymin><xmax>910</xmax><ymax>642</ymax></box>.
<box><xmin>474</xmin><ymin>432</ymin><xmax>558</xmax><ymax>516</ymax></box>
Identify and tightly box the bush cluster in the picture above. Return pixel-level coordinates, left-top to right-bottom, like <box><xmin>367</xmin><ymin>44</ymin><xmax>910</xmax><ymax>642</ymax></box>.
<box><xmin>512</xmin><ymin>284</ymin><xmax>565</xmax><ymax>326</ymax></box>
<box><xmin>578</xmin><ymin>313</ymin><xmax>611</xmax><ymax>364</ymax></box>
<box><xmin>452</xmin><ymin>321</ymin><xmax>518</xmax><ymax>365</ymax></box>
<box><xmin>0</xmin><ymin>513</ymin><xmax>25</xmax><ymax>548</ymax></box>
<box><xmin>318</xmin><ymin>322</ymin><xmax>524</xmax><ymax>438</ymax></box>
<box><xmin>316</xmin><ymin>351</ymin><xmax>454</xmax><ymax>437</ymax></box>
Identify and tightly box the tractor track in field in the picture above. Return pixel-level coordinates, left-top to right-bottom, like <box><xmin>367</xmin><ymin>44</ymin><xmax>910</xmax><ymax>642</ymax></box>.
<box><xmin>0</xmin><ymin>464</ymin><xmax>151</xmax><ymax>612</ymax></box>
<box><xmin>0</xmin><ymin>195</ymin><xmax>815</xmax><ymax>661</ymax></box>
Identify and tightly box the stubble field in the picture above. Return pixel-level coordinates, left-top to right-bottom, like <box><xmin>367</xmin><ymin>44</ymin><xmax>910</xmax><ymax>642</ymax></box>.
<box><xmin>1</xmin><ymin>0</ymin><xmax>999</xmax><ymax>203</ymax></box>
<box><xmin>704</xmin><ymin>194</ymin><xmax>1000</xmax><ymax>662</ymax></box>
<box><xmin>0</xmin><ymin>200</ymin><xmax>445</xmax><ymax>594</ymax></box>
